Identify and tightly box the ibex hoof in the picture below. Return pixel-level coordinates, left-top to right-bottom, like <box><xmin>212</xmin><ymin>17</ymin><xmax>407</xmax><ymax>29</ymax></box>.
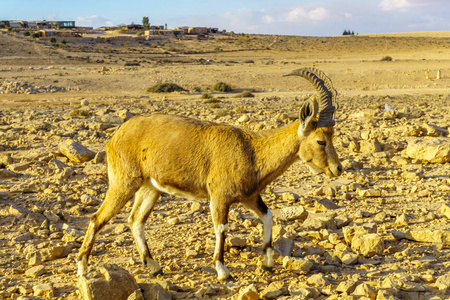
<box><xmin>151</xmin><ymin>269</ymin><xmax>164</xmax><ymax>277</ymax></box>
<box><xmin>261</xmin><ymin>266</ymin><xmax>274</xmax><ymax>273</ymax></box>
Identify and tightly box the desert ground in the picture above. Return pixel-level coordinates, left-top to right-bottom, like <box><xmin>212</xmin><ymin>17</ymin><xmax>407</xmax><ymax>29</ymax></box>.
<box><xmin>0</xmin><ymin>30</ymin><xmax>449</xmax><ymax>300</ymax></box>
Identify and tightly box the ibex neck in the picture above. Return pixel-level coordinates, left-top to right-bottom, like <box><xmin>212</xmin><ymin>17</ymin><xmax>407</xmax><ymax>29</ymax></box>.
<box><xmin>253</xmin><ymin>120</ymin><xmax>301</xmax><ymax>188</ymax></box>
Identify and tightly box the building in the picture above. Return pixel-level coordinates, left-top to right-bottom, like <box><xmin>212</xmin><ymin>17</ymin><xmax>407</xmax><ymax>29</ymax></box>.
<box><xmin>38</xmin><ymin>30</ymin><xmax>82</xmax><ymax>38</ymax></box>
<box><xmin>188</xmin><ymin>27</ymin><xmax>208</xmax><ymax>34</ymax></box>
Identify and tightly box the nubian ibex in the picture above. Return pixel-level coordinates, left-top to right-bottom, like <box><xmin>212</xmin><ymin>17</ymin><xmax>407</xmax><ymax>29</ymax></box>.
<box><xmin>77</xmin><ymin>68</ymin><xmax>342</xmax><ymax>281</ymax></box>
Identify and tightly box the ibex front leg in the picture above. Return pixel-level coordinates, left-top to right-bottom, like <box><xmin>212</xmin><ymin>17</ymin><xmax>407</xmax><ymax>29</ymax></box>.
<box><xmin>210</xmin><ymin>200</ymin><xmax>231</xmax><ymax>281</ymax></box>
<box><xmin>243</xmin><ymin>195</ymin><xmax>274</xmax><ymax>271</ymax></box>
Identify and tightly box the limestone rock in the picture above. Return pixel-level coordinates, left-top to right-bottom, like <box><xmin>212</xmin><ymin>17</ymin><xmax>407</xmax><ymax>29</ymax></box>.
<box><xmin>33</xmin><ymin>283</ymin><xmax>54</xmax><ymax>298</ymax></box>
<box><xmin>392</xmin><ymin>229</ymin><xmax>450</xmax><ymax>245</ymax></box>
<box><xmin>434</xmin><ymin>274</ymin><xmax>450</xmax><ymax>292</ymax></box>
<box><xmin>260</xmin><ymin>281</ymin><xmax>286</xmax><ymax>299</ymax></box>
<box><xmin>59</xmin><ymin>139</ymin><xmax>95</xmax><ymax>163</ymax></box>
<box><xmin>306</xmin><ymin>273</ymin><xmax>329</xmax><ymax>287</ymax></box>
<box><xmin>272</xmin><ymin>205</ymin><xmax>308</xmax><ymax>221</ymax></box>
<box><xmin>273</xmin><ymin>236</ymin><xmax>294</xmax><ymax>257</ymax></box>
<box><xmin>25</xmin><ymin>265</ymin><xmax>47</xmax><ymax>278</ymax></box>
<box><xmin>237</xmin><ymin>284</ymin><xmax>259</xmax><ymax>300</ymax></box>
<box><xmin>351</xmin><ymin>233</ymin><xmax>384</xmax><ymax>257</ymax></box>
<box><xmin>282</xmin><ymin>256</ymin><xmax>313</xmax><ymax>274</ymax></box>
<box><xmin>404</xmin><ymin>138</ymin><xmax>450</xmax><ymax>163</ymax></box>
<box><xmin>352</xmin><ymin>283</ymin><xmax>376</xmax><ymax>300</ymax></box>
<box><xmin>360</xmin><ymin>138</ymin><xmax>382</xmax><ymax>153</ymax></box>
<box><xmin>0</xmin><ymin>169</ymin><xmax>20</xmax><ymax>179</ymax></box>
<box><xmin>139</xmin><ymin>282</ymin><xmax>172</xmax><ymax>300</ymax></box>
<box><xmin>78</xmin><ymin>264</ymin><xmax>139</xmax><ymax>300</ymax></box>
<box><xmin>439</xmin><ymin>203</ymin><xmax>450</xmax><ymax>219</ymax></box>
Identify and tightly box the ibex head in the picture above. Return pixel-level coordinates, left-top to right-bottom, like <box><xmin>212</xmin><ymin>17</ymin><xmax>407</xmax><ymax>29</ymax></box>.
<box><xmin>284</xmin><ymin>68</ymin><xmax>342</xmax><ymax>177</ymax></box>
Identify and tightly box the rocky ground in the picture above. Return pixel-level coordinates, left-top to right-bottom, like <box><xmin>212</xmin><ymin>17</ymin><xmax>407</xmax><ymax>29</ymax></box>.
<box><xmin>0</xmin><ymin>30</ymin><xmax>449</xmax><ymax>300</ymax></box>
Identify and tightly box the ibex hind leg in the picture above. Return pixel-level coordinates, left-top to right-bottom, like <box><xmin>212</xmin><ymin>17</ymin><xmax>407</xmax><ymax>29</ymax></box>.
<box><xmin>210</xmin><ymin>200</ymin><xmax>232</xmax><ymax>281</ymax></box>
<box><xmin>243</xmin><ymin>195</ymin><xmax>274</xmax><ymax>271</ymax></box>
<box><xmin>77</xmin><ymin>179</ymin><xmax>141</xmax><ymax>276</ymax></box>
<box><xmin>128</xmin><ymin>182</ymin><xmax>162</xmax><ymax>276</ymax></box>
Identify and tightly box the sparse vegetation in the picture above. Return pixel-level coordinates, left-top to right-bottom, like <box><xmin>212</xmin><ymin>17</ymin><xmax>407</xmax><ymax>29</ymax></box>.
<box><xmin>213</xmin><ymin>82</ymin><xmax>232</xmax><ymax>92</ymax></box>
<box><xmin>70</xmin><ymin>108</ymin><xmax>91</xmax><ymax>117</ymax></box>
<box><xmin>234</xmin><ymin>91</ymin><xmax>255</xmax><ymax>98</ymax></box>
<box><xmin>147</xmin><ymin>83</ymin><xmax>186</xmax><ymax>93</ymax></box>
<box><xmin>200</xmin><ymin>92</ymin><xmax>213</xmax><ymax>99</ymax></box>
<box><xmin>381</xmin><ymin>56</ymin><xmax>393</xmax><ymax>61</ymax></box>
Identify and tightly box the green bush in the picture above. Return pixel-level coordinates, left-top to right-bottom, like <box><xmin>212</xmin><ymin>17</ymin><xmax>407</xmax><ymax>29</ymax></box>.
<box><xmin>50</xmin><ymin>37</ymin><xmax>57</xmax><ymax>43</ymax></box>
<box><xmin>23</xmin><ymin>31</ymin><xmax>30</xmax><ymax>37</ymax></box>
<box><xmin>213</xmin><ymin>82</ymin><xmax>232</xmax><ymax>92</ymax></box>
<box><xmin>124</xmin><ymin>62</ymin><xmax>140</xmax><ymax>66</ymax></box>
<box><xmin>381</xmin><ymin>56</ymin><xmax>393</xmax><ymax>61</ymax></box>
<box><xmin>32</xmin><ymin>33</ymin><xmax>39</xmax><ymax>38</ymax></box>
<box><xmin>147</xmin><ymin>83</ymin><xmax>186</xmax><ymax>93</ymax></box>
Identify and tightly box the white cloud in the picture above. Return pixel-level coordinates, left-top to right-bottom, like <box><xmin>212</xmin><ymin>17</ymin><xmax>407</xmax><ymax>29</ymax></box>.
<box><xmin>345</xmin><ymin>12</ymin><xmax>352</xmax><ymax>19</ymax></box>
<box><xmin>262</xmin><ymin>14</ymin><xmax>275</xmax><ymax>24</ymax></box>
<box><xmin>285</xmin><ymin>8</ymin><xmax>307</xmax><ymax>22</ymax></box>
<box><xmin>308</xmin><ymin>7</ymin><xmax>330</xmax><ymax>21</ymax></box>
<box><xmin>379</xmin><ymin>0</ymin><xmax>414</xmax><ymax>10</ymax></box>
<box><xmin>76</xmin><ymin>15</ymin><xmax>114</xmax><ymax>28</ymax></box>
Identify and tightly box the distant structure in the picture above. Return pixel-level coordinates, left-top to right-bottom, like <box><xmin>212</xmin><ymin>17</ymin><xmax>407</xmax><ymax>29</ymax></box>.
<box><xmin>0</xmin><ymin>20</ymin><xmax>76</xmax><ymax>29</ymax></box>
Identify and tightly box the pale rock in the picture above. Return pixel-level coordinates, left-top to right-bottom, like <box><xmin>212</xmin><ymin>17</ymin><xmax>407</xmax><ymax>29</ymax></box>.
<box><xmin>360</xmin><ymin>138</ymin><xmax>382</xmax><ymax>153</ymax></box>
<box><xmin>185</xmin><ymin>249</ymin><xmax>198</xmax><ymax>258</ymax></box>
<box><xmin>336</xmin><ymin>278</ymin><xmax>358</xmax><ymax>294</ymax></box>
<box><xmin>81</xmin><ymin>99</ymin><xmax>89</xmax><ymax>106</ymax></box>
<box><xmin>376</xmin><ymin>290</ymin><xmax>397</xmax><ymax>300</ymax></box>
<box><xmin>83</xmin><ymin>163</ymin><xmax>107</xmax><ymax>175</ymax></box>
<box><xmin>80</xmin><ymin>194</ymin><xmax>99</xmax><ymax>206</ymax></box>
<box><xmin>282</xmin><ymin>256</ymin><xmax>313</xmax><ymax>274</ymax></box>
<box><xmin>78</xmin><ymin>264</ymin><xmax>139</xmax><ymax>300</ymax></box>
<box><xmin>392</xmin><ymin>229</ymin><xmax>450</xmax><ymax>245</ymax></box>
<box><xmin>439</xmin><ymin>203</ymin><xmax>450</xmax><ymax>219</ymax></box>
<box><xmin>341</xmin><ymin>250</ymin><xmax>359</xmax><ymax>265</ymax></box>
<box><xmin>93</xmin><ymin>151</ymin><xmax>106</xmax><ymax>164</ymax></box>
<box><xmin>8</xmin><ymin>161</ymin><xmax>32</xmax><ymax>172</ymax></box>
<box><xmin>272</xmin><ymin>205</ymin><xmax>308</xmax><ymax>221</ymax></box>
<box><xmin>0</xmin><ymin>169</ymin><xmax>20</xmax><ymax>179</ymax></box>
<box><xmin>139</xmin><ymin>282</ymin><xmax>172</xmax><ymax>300</ymax></box>
<box><xmin>351</xmin><ymin>233</ymin><xmax>384</xmax><ymax>257</ymax></box>
<box><xmin>302</xmin><ymin>212</ymin><xmax>337</xmax><ymax>230</ymax></box>
<box><xmin>273</xmin><ymin>236</ymin><xmax>294</xmax><ymax>256</ymax></box>
<box><xmin>227</xmin><ymin>237</ymin><xmax>247</xmax><ymax>248</ymax></box>
<box><xmin>25</xmin><ymin>265</ymin><xmax>47</xmax><ymax>278</ymax></box>
<box><xmin>7</xmin><ymin>204</ymin><xmax>31</xmax><ymax>216</ymax></box>
<box><xmin>342</xmin><ymin>224</ymin><xmax>377</xmax><ymax>245</ymax></box>
<box><xmin>43</xmin><ymin>211</ymin><xmax>60</xmax><ymax>223</ymax></box>
<box><xmin>352</xmin><ymin>283</ymin><xmax>376</xmax><ymax>300</ymax></box>
<box><xmin>434</xmin><ymin>274</ymin><xmax>450</xmax><ymax>292</ymax></box>
<box><xmin>422</xmin><ymin>123</ymin><xmax>448</xmax><ymax>137</ymax></box>
<box><xmin>260</xmin><ymin>281</ymin><xmax>286</xmax><ymax>299</ymax></box>
<box><xmin>282</xmin><ymin>192</ymin><xmax>298</xmax><ymax>201</ymax></box>
<box><xmin>358</xmin><ymin>189</ymin><xmax>382</xmax><ymax>197</ymax></box>
<box><xmin>127</xmin><ymin>289</ymin><xmax>144</xmax><ymax>300</ymax></box>
<box><xmin>190</xmin><ymin>201</ymin><xmax>204</xmax><ymax>213</ymax></box>
<box><xmin>237</xmin><ymin>284</ymin><xmax>259</xmax><ymax>300</ymax></box>
<box><xmin>315</xmin><ymin>198</ymin><xmax>339</xmax><ymax>210</ymax></box>
<box><xmin>238</xmin><ymin>115</ymin><xmax>250</xmax><ymax>123</ymax></box>
<box><xmin>306</xmin><ymin>273</ymin><xmax>329</xmax><ymax>287</ymax></box>
<box><xmin>33</xmin><ymin>283</ymin><xmax>54</xmax><ymax>298</ymax></box>
<box><xmin>0</xmin><ymin>153</ymin><xmax>13</xmax><ymax>165</ymax></box>
<box><xmin>59</xmin><ymin>139</ymin><xmax>95</xmax><ymax>163</ymax></box>
<box><xmin>394</xmin><ymin>214</ymin><xmax>409</xmax><ymax>226</ymax></box>
<box><xmin>404</xmin><ymin>138</ymin><xmax>450</xmax><ymax>163</ymax></box>
<box><xmin>118</xmin><ymin>110</ymin><xmax>135</xmax><ymax>122</ymax></box>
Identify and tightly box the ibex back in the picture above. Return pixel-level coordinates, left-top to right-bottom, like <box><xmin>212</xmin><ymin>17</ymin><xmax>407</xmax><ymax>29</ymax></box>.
<box><xmin>77</xmin><ymin>68</ymin><xmax>342</xmax><ymax>281</ymax></box>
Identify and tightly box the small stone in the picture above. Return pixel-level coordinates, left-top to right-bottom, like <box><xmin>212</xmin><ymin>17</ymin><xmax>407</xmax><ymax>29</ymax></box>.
<box><xmin>190</xmin><ymin>201</ymin><xmax>204</xmax><ymax>213</ymax></box>
<box><xmin>227</xmin><ymin>237</ymin><xmax>247</xmax><ymax>248</ymax></box>
<box><xmin>81</xmin><ymin>99</ymin><xmax>89</xmax><ymax>106</ymax></box>
<box><xmin>439</xmin><ymin>203</ymin><xmax>450</xmax><ymax>219</ymax></box>
<box><xmin>336</xmin><ymin>279</ymin><xmax>358</xmax><ymax>294</ymax></box>
<box><xmin>352</xmin><ymin>283</ymin><xmax>376</xmax><ymax>300</ymax></box>
<box><xmin>273</xmin><ymin>236</ymin><xmax>294</xmax><ymax>257</ymax></box>
<box><xmin>307</xmin><ymin>273</ymin><xmax>329</xmax><ymax>287</ymax></box>
<box><xmin>260</xmin><ymin>281</ymin><xmax>286</xmax><ymax>299</ymax></box>
<box><xmin>238</xmin><ymin>284</ymin><xmax>259</xmax><ymax>300</ymax></box>
<box><xmin>80</xmin><ymin>194</ymin><xmax>99</xmax><ymax>206</ymax></box>
<box><xmin>316</xmin><ymin>198</ymin><xmax>339</xmax><ymax>210</ymax></box>
<box><xmin>395</xmin><ymin>213</ymin><xmax>409</xmax><ymax>226</ymax></box>
<box><xmin>351</xmin><ymin>233</ymin><xmax>384</xmax><ymax>257</ymax></box>
<box><xmin>58</xmin><ymin>139</ymin><xmax>95</xmax><ymax>163</ymax></box>
<box><xmin>238</xmin><ymin>115</ymin><xmax>250</xmax><ymax>123</ymax></box>
<box><xmin>139</xmin><ymin>282</ymin><xmax>172</xmax><ymax>300</ymax></box>
<box><xmin>78</xmin><ymin>264</ymin><xmax>139</xmax><ymax>300</ymax></box>
<box><xmin>33</xmin><ymin>283</ymin><xmax>54</xmax><ymax>298</ymax></box>
<box><xmin>341</xmin><ymin>251</ymin><xmax>359</xmax><ymax>265</ymax></box>
<box><xmin>25</xmin><ymin>265</ymin><xmax>47</xmax><ymax>278</ymax></box>
<box><xmin>272</xmin><ymin>205</ymin><xmax>308</xmax><ymax>221</ymax></box>
<box><xmin>358</xmin><ymin>189</ymin><xmax>382</xmax><ymax>197</ymax></box>
<box><xmin>435</xmin><ymin>274</ymin><xmax>450</xmax><ymax>292</ymax></box>
<box><xmin>185</xmin><ymin>249</ymin><xmax>198</xmax><ymax>258</ymax></box>
<box><xmin>282</xmin><ymin>256</ymin><xmax>313</xmax><ymax>274</ymax></box>
<box><xmin>167</xmin><ymin>217</ymin><xmax>180</xmax><ymax>225</ymax></box>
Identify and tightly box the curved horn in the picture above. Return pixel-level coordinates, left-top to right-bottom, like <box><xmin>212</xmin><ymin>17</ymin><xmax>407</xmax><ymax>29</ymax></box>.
<box><xmin>283</xmin><ymin>68</ymin><xmax>336</xmax><ymax>127</ymax></box>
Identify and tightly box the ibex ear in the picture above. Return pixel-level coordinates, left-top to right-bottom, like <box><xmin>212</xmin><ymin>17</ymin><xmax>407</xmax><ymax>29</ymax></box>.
<box><xmin>299</xmin><ymin>99</ymin><xmax>318</xmax><ymax>135</ymax></box>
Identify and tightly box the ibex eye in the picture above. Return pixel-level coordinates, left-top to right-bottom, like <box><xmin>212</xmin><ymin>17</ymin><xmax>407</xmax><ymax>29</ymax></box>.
<box><xmin>317</xmin><ymin>141</ymin><xmax>326</xmax><ymax>146</ymax></box>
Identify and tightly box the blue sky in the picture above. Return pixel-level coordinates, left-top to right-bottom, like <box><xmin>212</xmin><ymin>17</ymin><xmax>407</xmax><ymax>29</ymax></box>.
<box><xmin>1</xmin><ymin>0</ymin><xmax>449</xmax><ymax>36</ymax></box>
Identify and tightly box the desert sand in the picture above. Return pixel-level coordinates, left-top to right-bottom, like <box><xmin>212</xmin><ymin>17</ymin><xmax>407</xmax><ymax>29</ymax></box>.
<box><xmin>0</xmin><ymin>30</ymin><xmax>449</xmax><ymax>299</ymax></box>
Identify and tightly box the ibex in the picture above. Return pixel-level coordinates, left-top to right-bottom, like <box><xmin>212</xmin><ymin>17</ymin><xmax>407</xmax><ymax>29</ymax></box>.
<box><xmin>77</xmin><ymin>68</ymin><xmax>342</xmax><ymax>281</ymax></box>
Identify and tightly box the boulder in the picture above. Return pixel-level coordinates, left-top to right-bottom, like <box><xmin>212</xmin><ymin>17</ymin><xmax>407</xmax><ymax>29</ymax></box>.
<box><xmin>78</xmin><ymin>264</ymin><xmax>139</xmax><ymax>300</ymax></box>
<box><xmin>351</xmin><ymin>233</ymin><xmax>385</xmax><ymax>257</ymax></box>
<box><xmin>282</xmin><ymin>256</ymin><xmax>313</xmax><ymax>274</ymax></box>
<box><xmin>139</xmin><ymin>282</ymin><xmax>172</xmax><ymax>300</ymax></box>
<box><xmin>59</xmin><ymin>139</ymin><xmax>95</xmax><ymax>163</ymax></box>
<box><xmin>259</xmin><ymin>281</ymin><xmax>287</xmax><ymax>299</ymax></box>
<box><xmin>404</xmin><ymin>138</ymin><xmax>450</xmax><ymax>163</ymax></box>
